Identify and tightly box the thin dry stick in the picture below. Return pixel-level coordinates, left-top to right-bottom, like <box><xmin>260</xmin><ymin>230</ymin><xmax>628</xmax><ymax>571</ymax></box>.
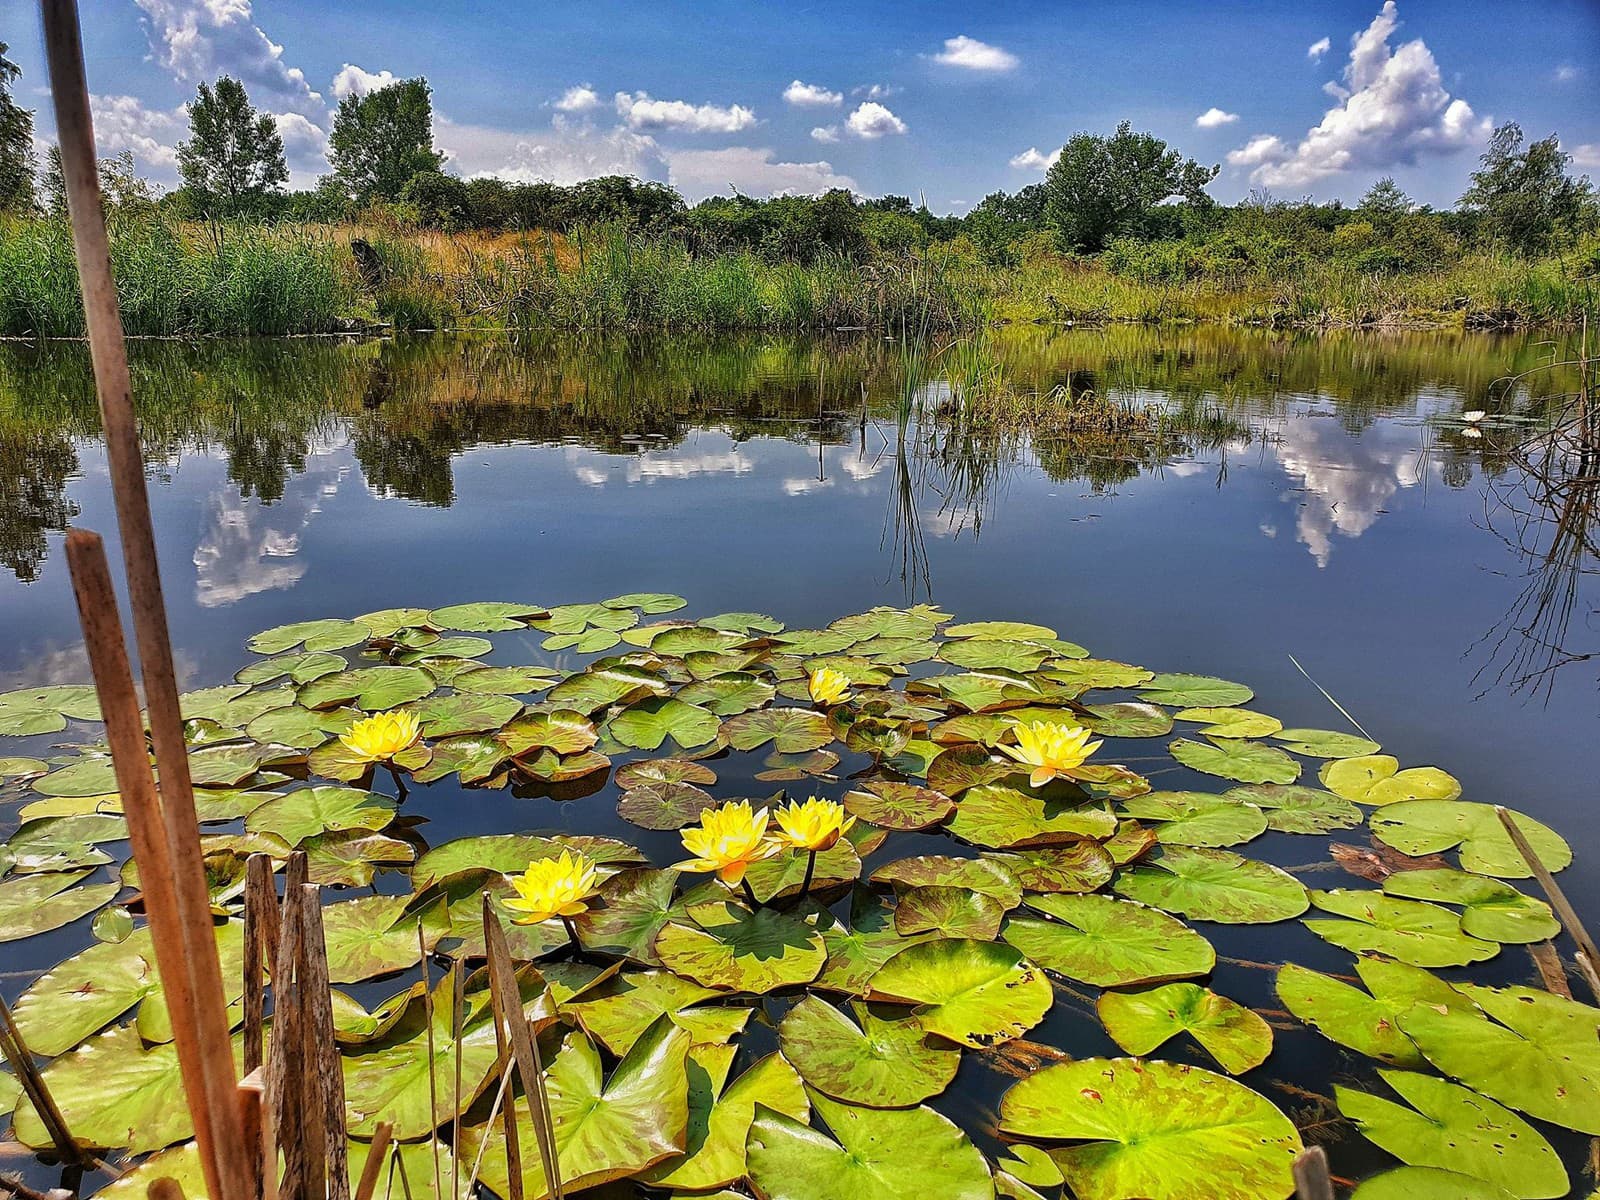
<box><xmin>0</xmin><ymin>994</ymin><xmax>77</xmax><ymax>1163</ymax></box>
<box><xmin>243</xmin><ymin>855</ymin><xmax>278</xmax><ymax>1077</ymax></box>
<box><xmin>1292</xmin><ymin>1146</ymin><xmax>1335</xmax><ymax>1200</ymax></box>
<box><xmin>41</xmin><ymin>4</ymin><xmax>247</xmax><ymax>1194</ymax></box>
<box><xmin>353</xmin><ymin>1124</ymin><xmax>394</xmax><ymax>1200</ymax></box>
<box><xmin>466</xmin><ymin>1060</ymin><xmax>516</xmax><ymax>1196</ymax></box>
<box><xmin>267</xmin><ymin>869</ymin><xmax>307</xmax><ymax>1200</ymax></box>
<box><xmin>299</xmin><ymin>885</ymin><xmax>349</xmax><ymax>1200</ymax></box>
<box><xmin>482</xmin><ymin>897</ymin><xmax>563</xmax><ymax>1200</ymax></box>
<box><xmin>1495</xmin><ymin>805</ymin><xmax>1600</xmax><ymax>1004</ymax></box>
<box><xmin>1287</xmin><ymin>653</ymin><xmax>1375</xmax><ymax>742</ymax></box>
<box><xmin>490</xmin><ymin>981</ymin><xmax>524</xmax><ymax>1200</ymax></box>
<box><xmin>450</xmin><ymin>959</ymin><xmax>464</xmax><ymax>1200</ymax></box>
<box><xmin>418</xmin><ymin>922</ymin><xmax>443</xmax><ymax>1200</ymax></box>
<box><xmin>237</xmin><ymin>1069</ymin><xmax>267</xmax><ymax>1200</ymax></box>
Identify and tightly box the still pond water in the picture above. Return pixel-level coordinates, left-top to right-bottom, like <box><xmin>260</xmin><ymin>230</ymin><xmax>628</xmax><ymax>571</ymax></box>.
<box><xmin>0</xmin><ymin>325</ymin><xmax>1595</xmax><ymax>1186</ymax></box>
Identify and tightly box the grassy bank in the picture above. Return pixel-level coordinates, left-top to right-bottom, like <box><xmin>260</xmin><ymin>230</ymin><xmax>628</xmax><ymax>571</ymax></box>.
<box><xmin>0</xmin><ymin>212</ymin><xmax>1593</xmax><ymax>337</ymax></box>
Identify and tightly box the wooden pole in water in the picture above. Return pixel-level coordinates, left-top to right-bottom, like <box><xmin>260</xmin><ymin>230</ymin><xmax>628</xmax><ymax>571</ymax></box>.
<box><xmin>40</xmin><ymin>1</ymin><xmax>249</xmax><ymax>1197</ymax></box>
<box><xmin>1292</xmin><ymin>1146</ymin><xmax>1334</xmax><ymax>1200</ymax></box>
<box><xmin>1495</xmin><ymin>806</ymin><xmax>1600</xmax><ymax>1003</ymax></box>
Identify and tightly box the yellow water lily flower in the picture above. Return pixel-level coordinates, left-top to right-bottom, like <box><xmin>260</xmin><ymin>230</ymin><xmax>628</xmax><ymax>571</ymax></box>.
<box><xmin>503</xmin><ymin>850</ymin><xmax>601</xmax><ymax>926</ymax></box>
<box><xmin>1000</xmin><ymin>720</ymin><xmax>1103</xmax><ymax>788</ymax></box>
<box><xmin>807</xmin><ymin>667</ymin><xmax>852</xmax><ymax>707</ymax></box>
<box><xmin>339</xmin><ymin>710</ymin><xmax>422</xmax><ymax>763</ymax></box>
<box><xmin>675</xmin><ymin>800</ymin><xmax>782</xmax><ymax>884</ymax></box>
<box><xmin>772</xmin><ymin>796</ymin><xmax>855</xmax><ymax>853</ymax></box>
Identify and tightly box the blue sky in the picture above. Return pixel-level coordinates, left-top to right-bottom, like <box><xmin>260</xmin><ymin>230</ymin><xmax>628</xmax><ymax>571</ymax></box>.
<box><xmin>5</xmin><ymin>0</ymin><xmax>1598</xmax><ymax>211</ymax></box>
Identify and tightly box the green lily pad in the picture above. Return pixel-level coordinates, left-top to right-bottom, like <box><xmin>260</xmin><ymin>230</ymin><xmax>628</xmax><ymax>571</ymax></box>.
<box><xmin>605</xmin><ymin>592</ymin><xmax>689</xmax><ymax>614</ymax></box>
<box><xmin>984</xmin><ymin>843</ymin><xmax>1115</xmax><ymax>894</ymax></box>
<box><xmin>410</xmin><ymin>734</ymin><xmax>507</xmax><ymax>785</ymax></box>
<box><xmin>6</xmin><ymin>813</ymin><xmax>126</xmax><ymax>870</ymax></box>
<box><xmin>1272</xmin><ymin>728</ymin><xmax>1381</xmax><ymax>758</ymax></box>
<box><xmin>244</xmin><ymin>785</ymin><xmax>395</xmax><ymax>845</ymax></box>
<box><xmin>925</xmin><ymin>745</ymin><xmax>1016</xmax><ymax>795</ymax></box>
<box><xmin>1369</xmin><ymin>801</ymin><xmax>1571</xmax><ymax>879</ymax></box>
<box><xmin>643</xmin><ymin>1048</ymin><xmax>807</xmax><ymax>1192</ymax></box>
<box><xmin>617</xmin><ymin>781</ymin><xmax>718</xmax><ymax>830</ymax></box>
<box><xmin>395</xmin><ymin>636</ymin><xmax>494</xmax><ymax>665</ymax></box>
<box><xmin>449</xmin><ymin>664</ymin><xmax>557</xmax><ymax>695</ymax></box>
<box><xmin>1118</xmin><ymin>792</ymin><xmax>1268</xmax><ymax>847</ymax></box>
<box><xmin>1044</xmin><ymin>659</ymin><xmax>1153</xmax><ymax>690</ymax></box>
<box><xmin>1079</xmin><ymin>702</ymin><xmax>1173</xmax><ymax>738</ymax></box>
<box><xmin>322</xmin><ymin>894</ymin><xmax>445</xmax><ymax>983</ymax></box>
<box><xmin>569</xmin><ymin>968</ymin><xmax>749</xmax><ymax>1056</ymax></box>
<box><xmin>677</xmin><ymin>672</ymin><xmax>777</xmax><ymax>716</ymax></box>
<box><xmin>867</xmin><ymin>937</ymin><xmax>1051</xmax><ymax>1048</ymax></box>
<box><xmin>1397</xmin><ymin>984</ymin><xmax>1600</xmax><ymax>1134</ymax></box>
<box><xmin>1380</xmin><ymin>869</ymin><xmax>1559</xmax><ymax>943</ymax></box>
<box><xmin>461</xmin><ymin>1015</ymin><xmax>692</xmax><ymax>1199</ymax></box>
<box><xmin>842</xmin><ymin>781</ymin><xmax>954</xmax><ymax>831</ymax></box>
<box><xmin>1319</xmin><ymin>756</ymin><xmax>1461</xmax><ymax>805</ymax></box>
<box><xmin>236</xmin><ymin>650</ymin><xmax>347</xmax><ymax>686</ymax></box>
<box><xmin>248</xmin><ymin>617</ymin><xmax>370</xmax><ymax>654</ymax></box>
<box><xmin>655</xmin><ymin>900</ymin><xmax>826</xmax><ymax>994</ymax></box>
<box><xmin>1221</xmin><ymin>784</ymin><xmax>1362</xmax><ymax>833</ymax></box>
<box><xmin>939</xmin><ymin>639</ymin><xmax>1050</xmax><ymax>672</ymax></box>
<box><xmin>948</xmin><ymin>783</ymin><xmax>1117</xmax><ymax>849</ymax></box>
<box><xmin>574</xmin><ymin>869</ymin><xmax>680</xmax><ymax>964</ymax></box>
<box><xmin>11</xmin><ymin>928</ymin><xmax>160</xmax><ymax>1054</ymax></box>
<box><xmin>412</xmin><ymin>833</ymin><xmax>644</xmax><ymax>887</ymax></box>
<box><xmin>647</xmin><ymin>625</ymin><xmax>745</xmax><ymax>656</ymax></box>
<box><xmin>722</xmin><ymin>708</ymin><xmax>833</xmax><ymax>754</ymax></box>
<box><xmin>1305</xmin><ymin>889</ymin><xmax>1498</xmax><ymax>968</ymax></box>
<box><xmin>894</xmin><ymin>885</ymin><xmax>1008</xmax><ymax>940</ymax></box>
<box><xmin>32</xmin><ymin>756</ymin><xmax>120</xmax><ymax>797</ymax></box>
<box><xmin>1139</xmin><ymin>674</ymin><xmax>1254</xmax><ymax>707</ymax></box>
<box><xmin>1273</xmin><ymin>962</ymin><xmax>1427</xmax><ymax>1069</ymax></box>
<box><xmin>1114</xmin><ymin>847</ymin><xmax>1308</xmax><ymax>924</ymax></box>
<box><xmin>0</xmin><ymin>755</ymin><xmax>48</xmax><ymax>779</ymax></box>
<box><xmin>997</xmin><ymin>1058</ymin><xmax>1299</xmax><ymax>1200</ymax></box>
<box><xmin>406</xmin><ymin>692</ymin><xmax>522</xmax><ymax>738</ymax></box>
<box><xmin>945</xmin><ymin>620</ymin><xmax>1057</xmax><ymax>641</ymax></box>
<box><xmin>744</xmin><ymin>841</ymin><xmax>862</xmax><ymax>904</ymax></box>
<box><xmin>246</xmin><ymin>704</ymin><xmax>358</xmax><ymax>750</ymax></box>
<box><xmin>871</xmin><ymin>855</ymin><xmax>1022</xmax><ymax>908</ymax></box>
<box><xmin>427</xmin><ymin>601</ymin><xmax>543</xmax><ymax>631</ymax></box>
<box><xmin>1350</xmin><ymin>1168</ymin><xmax>1514</xmax><ymax>1200</ymax></box>
<box><xmin>611</xmin><ymin>697</ymin><xmax>721</xmax><ymax>751</ymax></box>
<box><xmin>779</xmin><ymin>995</ymin><xmax>960</xmax><ymax>1107</ymax></box>
<box><xmin>745</xmin><ymin>1089</ymin><xmax>993</xmax><ymax>1200</ymax></box>
<box><xmin>1098</xmin><ymin>982</ymin><xmax>1273</xmax><ymax>1074</ymax></box>
<box><xmin>1174</xmin><ymin>707</ymin><xmax>1283</xmax><ymax>739</ymax></box>
<box><xmin>1003</xmin><ymin>893</ymin><xmax>1215</xmax><ymax>987</ymax></box>
<box><xmin>299</xmin><ymin>666</ymin><xmax>435</xmax><ymax>710</ymax></box>
<box><xmin>0</xmin><ymin>869</ymin><xmax>118</xmax><ymax>941</ymax></box>
<box><xmin>813</xmin><ymin>895</ymin><xmax>936</xmax><ymax>995</ymax></box>
<box><xmin>1168</xmin><ymin>737</ymin><xmax>1300</xmax><ymax>785</ymax></box>
<box><xmin>498</xmin><ymin>708</ymin><xmax>598</xmax><ymax>756</ymax></box>
<box><xmin>1336</xmin><ymin>1069</ymin><xmax>1567</xmax><ymax>1199</ymax></box>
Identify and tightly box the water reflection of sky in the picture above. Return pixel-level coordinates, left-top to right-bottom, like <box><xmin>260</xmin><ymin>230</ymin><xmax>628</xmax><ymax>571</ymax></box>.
<box><xmin>0</xmin><ymin>331</ymin><xmax>1594</xmax><ymax>915</ymax></box>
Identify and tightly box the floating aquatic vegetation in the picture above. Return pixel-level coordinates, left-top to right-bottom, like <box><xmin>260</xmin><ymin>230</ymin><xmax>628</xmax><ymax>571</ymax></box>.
<box><xmin>0</xmin><ymin>596</ymin><xmax>1591</xmax><ymax>1199</ymax></box>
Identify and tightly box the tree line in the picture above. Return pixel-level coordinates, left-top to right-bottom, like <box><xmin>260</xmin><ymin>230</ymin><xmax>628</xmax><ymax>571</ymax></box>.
<box><xmin>1</xmin><ymin>47</ymin><xmax>1595</xmax><ymax>268</ymax></box>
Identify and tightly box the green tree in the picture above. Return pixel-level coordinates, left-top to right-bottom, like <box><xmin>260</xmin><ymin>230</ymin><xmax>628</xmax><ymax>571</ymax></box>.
<box><xmin>1042</xmin><ymin>122</ymin><xmax>1217</xmax><ymax>252</ymax></box>
<box><xmin>176</xmin><ymin>76</ymin><xmax>288</xmax><ymax>217</ymax></box>
<box><xmin>327</xmin><ymin>78</ymin><xmax>443</xmax><ymax>204</ymax></box>
<box><xmin>1459</xmin><ymin>122</ymin><xmax>1594</xmax><ymax>255</ymax></box>
<box><xmin>1357</xmin><ymin>178</ymin><xmax>1412</xmax><ymax>231</ymax></box>
<box><xmin>0</xmin><ymin>40</ymin><xmax>37</xmax><ymax>212</ymax></box>
<box><xmin>42</xmin><ymin>146</ymin><xmax>158</xmax><ymax>217</ymax></box>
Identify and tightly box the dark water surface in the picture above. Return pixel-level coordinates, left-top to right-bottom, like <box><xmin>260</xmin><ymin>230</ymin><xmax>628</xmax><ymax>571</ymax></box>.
<box><xmin>0</xmin><ymin>326</ymin><xmax>1596</xmax><ymax>1188</ymax></box>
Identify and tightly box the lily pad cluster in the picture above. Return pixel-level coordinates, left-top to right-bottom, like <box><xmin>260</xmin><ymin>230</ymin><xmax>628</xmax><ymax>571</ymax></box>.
<box><xmin>0</xmin><ymin>598</ymin><xmax>1588</xmax><ymax>1200</ymax></box>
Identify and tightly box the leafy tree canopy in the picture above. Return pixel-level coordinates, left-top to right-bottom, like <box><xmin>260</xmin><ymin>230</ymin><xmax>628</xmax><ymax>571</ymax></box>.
<box><xmin>1459</xmin><ymin>122</ymin><xmax>1595</xmax><ymax>256</ymax></box>
<box><xmin>1043</xmin><ymin>122</ymin><xmax>1218</xmax><ymax>252</ymax></box>
<box><xmin>0</xmin><ymin>40</ymin><xmax>37</xmax><ymax>213</ymax></box>
<box><xmin>328</xmin><ymin>78</ymin><xmax>444</xmax><ymax>205</ymax></box>
<box><xmin>177</xmin><ymin>76</ymin><xmax>288</xmax><ymax>218</ymax></box>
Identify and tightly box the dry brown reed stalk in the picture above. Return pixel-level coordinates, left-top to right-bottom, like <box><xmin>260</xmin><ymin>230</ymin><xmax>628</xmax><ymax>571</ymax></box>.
<box><xmin>0</xmin><ymin>994</ymin><xmax>77</xmax><ymax>1163</ymax></box>
<box><xmin>1496</xmin><ymin>805</ymin><xmax>1600</xmax><ymax>1004</ymax></box>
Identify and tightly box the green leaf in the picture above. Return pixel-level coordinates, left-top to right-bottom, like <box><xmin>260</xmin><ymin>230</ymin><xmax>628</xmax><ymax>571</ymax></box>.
<box><xmin>1398</xmin><ymin>984</ymin><xmax>1600</xmax><ymax>1134</ymax></box>
<box><xmin>1221</xmin><ymin>784</ymin><xmax>1361</xmax><ymax>833</ymax></box>
<box><xmin>32</xmin><ymin>756</ymin><xmax>120</xmax><ymax>797</ymax></box>
<box><xmin>617</xmin><ymin>781</ymin><xmax>717</xmax><ymax>831</ymax></box>
<box><xmin>944</xmin><ymin>620</ymin><xmax>1057</xmax><ymax>640</ymax></box>
<box><xmin>643</xmin><ymin>1049</ymin><xmax>808</xmax><ymax>1191</ymax></box>
<box><xmin>1117</xmin><ymin>792</ymin><xmax>1267</xmax><ymax>847</ymax></box>
<box><xmin>745</xmin><ymin>1089</ymin><xmax>994</xmax><ymax>1200</ymax></box>
<box><xmin>498</xmin><ymin>708</ymin><xmax>598</xmax><ymax>756</ymax></box>
<box><xmin>547</xmin><ymin>664</ymin><xmax>669</xmax><ymax>712</ymax></box>
<box><xmin>894</xmin><ymin>886</ymin><xmax>1008</xmax><ymax>940</ymax></box>
<box><xmin>236</xmin><ymin>651</ymin><xmax>347</xmax><ymax>688</ymax></box>
<box><xmin>610</xmin><ymin>697</ymin><xmax>721</xmax><ymax>751</ymax></box>
<box><xmin>0</xmin><ymin>869</ymin><xmax>118</xmax><ymax>942</ymax></box>
<box><xmin>1003</xmin><ymin>893</ymin><xmax>1215</xmax><ymax>987</ymax></box>
<box><xmin>779</xmin><ymin>995</ymin><xmax>960</xmax><ymax>1107</ymax></box>
<box><xmin>842</xmin><ymin>781</ymin><xmax>954</xmax><ymax>831</ymax></box>
<box><xmin>605</xmin><ymin>592</ymin><xmax>689</xmax><ymax>614</ymax></box>
<box><xmin>246</xmin><ymin>704</ymin><xmax>358</xmax><ymax>750</ymax></box>
<box><xmin>1350</xmin><ymin>1168</ymin><xmax>1514</xmax><ymax>1200</ymax></box>
<box><xmin>412</xmin><ymin>834</ymin><xmax>643</xmax><ymax>887</ymax></box>
<box><xmin>410</xmin><ymin>734</ymin><xmax>507</xmax><ymax>785</ymax></box>
<box><xmin>299</xmin><ymin>666</ymin><xmax>435</xmax><ymax>710</ymax></box>
<box><xmin>427</xmin><ymin>601</ymin><xmax>543</xmax><ymax>631</ymax></box>
<box><xmin>1114</xmin><ymin>847</ymin><xmax>1308</xmax><ymax>924</ymax></box>
<box><xmin>245</xmin><ymin>785</ymin><xmax>395</xmax><ymax>846</ymax></box>
<box><xmin>655</xmin><ymin>900</ymin><xmax>826</xmax><ymax>994</ymax></box>
<box><xmin>938</xmin><ymin>638</ymin><xmax>1050</xmax><ymax>672</ymax></box>
<box><xmin>1336</xmin><ymin>1069</ymin><xmax>1567</xmax><ymax>1199</ymax></box>
<box><xmin>997</xmin><ymin>1058</ymin><xmax>1300</xmax><ymax>1200</ymax></box>
<box><xmin>677</xmin><ymin>672</ymin><xmax>777</xmax><ymax>716</ymax></box>
<box><xmin>1319</xmin><ymin>756</ymin><xmax>1460</xmax><ymax>805</ymax></box>
<box><xmin>984</xmin><ymin>843</ymin><xmax>1114</xmax><ymax>894</ymax></box>
<box><xmin>1380</xmin><ymin>868</ymin><xmax>1559</xmax><ymax>943</ymax></box>
<box><xmin>405</xmin><ymin>692</ymin><xmax>522</xmax><ymax>738</ymax></box>
<box><xmin>461</xmin><ymin>1016</ymin><xmax>692</xmax><ymax>1198</ymax></box>
<box><xmin>1168</xmin><ymin>737</ymin><xmax>1300</xmax><ymax>785</ymax></box>
<box><xmin>947</xmin><ymin>783</ymin><xmax>1117</xmax><ymax>849</ymax></box>
<box><xmin>867</xmin><ymin>937</ymin><xmax>1052</xmax><ymax>1048</ymax></box>
<box><xmin>813</xmin><ymin>895</ymin><xmax>936</xmax><ymax>996</ymax></box>
<box><xmin>722</xmin><ymin>708</ymin><xmax>834</xmax><ymax>754</ymax></box>
<box><xmin>574</xmin><ymin>869</ymin><xmax>680</xmax><ymax>964</ymax></box>
<box><xmin>1272</xmin><ymin>728</ymin><xmax>1381</xmax><ymax>758</ymax></box>
<box><xmin>1079</xmin><ymin>702</ymin><xmax>1173</xmax><ymax>738</ymax></box>
<box><xmin>248</xmin><ymin>617</ymin><xmax>370</xmax><ymax>654</ymax></box>
<box><xmin>12</xmin><ymin>929</ymin><xmax>160</xmax><ymax>1054</ymax></box>
<box><xmin>870</xmin><ymin>855</ymin><xmax>1022</xmax><ymax>908</ymax></box>
<box><xmin>1139</xmin><ymin>673</ymin><xmax>1254</xmax><ymax>707</ymax></box>
<box><xmin>1273</xmin><ymin>962</ymin><xmax>1427</xmax><ymax>1069</ymax></box>
<box><xmin>1305</xmin><ymin>889</ymin><xmax>1498</xmax><ymax>968</ymax></box>
<box><xmin>1043</xmin><ymin>659</ymin><xmax>1153</xmax><ymax>690</ymax></box>
<box><xmin>1098</xmin><ymin>982</ymin><xmax>1273</xmax><ymax>1074</ymax></box>
<box><xmin>1174</xmin><ymin>707</ymin><xmax>1282</xmax><ymax>738</ymax></box>
<box><xmin>1369</xmin><ymin>801</ymin><xmax>1571</xmax><ymax>879</ymax></box>
<box><xmin>569</xmin><ymin>967</ymin><xmax>749</xmax><ymax>1056</ymax></box>
<box><xmin>322</xmin><ymin>894</ymin><xmax>444</xmax><ymax>983</ymax></box>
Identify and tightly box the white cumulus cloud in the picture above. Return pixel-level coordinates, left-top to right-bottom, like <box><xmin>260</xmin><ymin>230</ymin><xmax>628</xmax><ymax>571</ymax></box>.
<box><xmin>846</xmin><ymin>101</ymin><xmax>906</xmax><ymax>139</ymax></box>
<box><xmin>666</xmin><ymin>146</ymin><xmax>856</xmax><ymax>201</ymax></box>
<box><xmin>330</xmin><ymin>64</ymin><xmax>396</xmax><ymax>101</ymax></box>
<box><xmin>783</xmin><ymin>80</ymin><xmax>842</xmax><ymax>107</ymax></box>
<box><xmin>931</xmin><ymin>35</ymin><xmax>1019</xmax><ymax>72</ymax></box>
<box><xmin>435</xmin><ymin>114</ymin><xmax>667</xmax><ymax>185</ymax></box>
<box><xmin>1308</xmin><ymin>36</ymin><xmax>1332</xmax><ymax>60</ymax></box>
<box><xmin>1235</xmin><ymin>2</ymin><xmax>1487</xmax><ymax>189</ymax></box>
<box><xmin>1009</xmin><ymin>145</ymin><xmax>1059</xmax><ymax>171</ymax></box>
<box><xmin>1571</xmin><ymin>143</ymin><xmax>1600</xmax><ymax>168</ymax></box>
<box><xmin>1226</xmin><ymin>134</ymin><xmax>1285</xmax><ymax>167</ymax></box>
<box><xmin>810</xmin><ymin>125</ymin><xmax>840</xmax><ymax>143</ymax></box>
<box><xmin>1195</xmin><ymin>107</ymin><xmax>1239</xmax><ymax>128</ymax></box>
<box><xmin>90</xmin><ymin>94</ymin><xmax>184</xmax><ymax>172</ymax></box>
<box><xmin>554</xmin><ymin>85</ymin><xmax>601</xmax><ymax>113</ymax></box>
<box><xmin>613</xmin><ymin>92</ymin><xmax>757</xmax><ymax>134</ymax></box>
<box><xmin>133</xmin><ymin>0</ymin><xmax>322</xmax><ymax>115</ymax></box>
